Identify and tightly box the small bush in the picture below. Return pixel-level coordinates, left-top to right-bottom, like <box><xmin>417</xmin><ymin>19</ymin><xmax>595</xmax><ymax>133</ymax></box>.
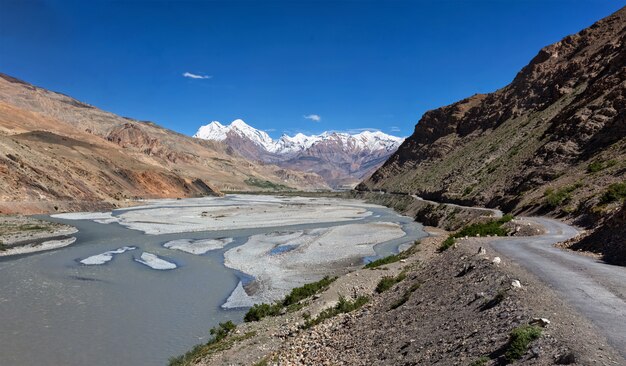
<box><xmin>243</xmin><ymin>303</ymin><xmax>282</xmax><ymax>322</ymax></box>
<box><xmin>364</xmin><ymin>240</ymin><xmax>420</xmax><ymax>269</ymax></box>
<box><xmin>439</xmin><ymin>215</ymin><xmax>513</xmax><ymax>252</ymax></box>
<box><xmin>544</xmin><ymin>183</ymin><xmax>583</xmax><ymax>208</ymax></box>
<box><xmin>244</xmin><ymin>276</ymin><xmax>337</xmax><ymax>322</ymax></box>
<box><xmin>303</xmin><ymin>295</ymin><xmax>369</xmax><ymax>328</ymax></box>
<box><xmin>283</xmin><ymin>276</ymin><xmax>337</xmax><ymax>306</ymax></box>
<box><xmin>438</xmin><ymin>236</ymin><xmax>456</xmax><ymax>251</ymax></box>
<box><xmin>209</xmin><ymin>321</ymin><xmax>236</xmax><ymax>341</ymax></box>
<box><xmin>599</xmin><ymin>182</ymin><xmax>626</xmax><ymax>204</ymax></box>
<box><xmin>375</xmin><ymin>272</ymin><xmax>407</xmax><ymax>293</ymax></box>
<box><xmin>168</xmin><ymin>321</ymin><xmax>250</xmax><ymax>366</ymax></box>
<box><xmin>587</xmin><ymin>159</ymin><xmax>616</xmax><ymax>173</ymax></box>
<box><xmin>504</xmin><ymin>325</ymin><xmax>542</xmax><ymax>362</ymax></box>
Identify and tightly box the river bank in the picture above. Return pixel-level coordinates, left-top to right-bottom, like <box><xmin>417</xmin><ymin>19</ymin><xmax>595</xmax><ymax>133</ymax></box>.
<box><xmin>0</xmin><ymin>215</ymin><xmax>78</xmax><ymax>256</ymax></box>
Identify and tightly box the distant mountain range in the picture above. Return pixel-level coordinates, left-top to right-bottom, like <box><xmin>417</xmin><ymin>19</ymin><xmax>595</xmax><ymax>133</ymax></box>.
<box><xmin>0</xmin><ymin>74</ymin><xmax>329</xmax><ymax>214</ymax></box>
<box><xmin>194</xmin><ymin>119</ymin><xmax>404</xmax><ymax>188</ymax></box>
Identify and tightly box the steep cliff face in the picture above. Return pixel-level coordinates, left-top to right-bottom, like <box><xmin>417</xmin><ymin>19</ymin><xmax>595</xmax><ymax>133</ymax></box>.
<box><xmin>0</xmin><ymin>74</ymin><xmax>328</xmax><ymax>214</ymax></box>
<box><xmin>359</xmin><ymin>7</ymin><xmax>625</xmax><ymax>222</ymax></box>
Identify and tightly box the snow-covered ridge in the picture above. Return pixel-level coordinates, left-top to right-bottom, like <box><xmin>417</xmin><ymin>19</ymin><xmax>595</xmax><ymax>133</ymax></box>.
<box><xmin>193</xmin><ymin>119</ymin><xmax>404</xmax><ymax>154</ymax></box>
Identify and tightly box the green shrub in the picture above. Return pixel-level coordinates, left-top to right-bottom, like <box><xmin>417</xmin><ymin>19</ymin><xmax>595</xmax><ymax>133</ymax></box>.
<box><xmin>587</xmin><ymin>159</ymin><xmax>616</xmax><ymax>173</ymax></box>
<box><xmin>168</xmin><ymin>321</ymin><xmax>251</xmax><ymax>366</ymax></box>
<box><xmin>544</xmin><ymin>183</ymin><xmax>583</xmax><ymax>208</ymax></box>
<box><xmin>283</xmin><ymin>276</ymin><xmax>337</xmax><ymax>306</ymax></box>
<box><xmin>303</xmin><ymin>295</ymin><xmax>369</xmax><ymax>328</ymax></box>
<box><xmin>375</xmin><ymin>272</ymin><xmax>407</xmax><ymax>293</ymax></box>
<box><xmin>243</xmin><ymin>303</ymin><xmax>282</xmax><ymax>322</ymax></box>
<box><xmin>244</xmin><ymin>276</ymin><xmax>337</xmax><ymax>323</ymax></box>
<box><xmin>244</xmin><ymin>177</ymin><xmax>293</xmax><ymax>191</ymax></box>
<box><xmin>439</xmin><ymin>215</ymin><xmax>513</xmax><ymax>252</ymax></box>
<box><xmin>599</xmin><ymin>183</ymin><xmax>626</xmax><ymax>204</ymax></box>
<box><xmin>504</xmin><ymin>325</ymin><xmax>542</xmax><ymax>362</ymax></box>
<box><xmin>364</xmin><ymin>240</ymin><xmax>420</xmax><ymax>269</ymax></box>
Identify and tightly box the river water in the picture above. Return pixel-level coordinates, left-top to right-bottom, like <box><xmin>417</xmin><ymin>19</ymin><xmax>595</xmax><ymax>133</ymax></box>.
<box><xmin>0</xmin><ymin>195</ymin><xmax>425</xmax><ymax>365</ymax></box>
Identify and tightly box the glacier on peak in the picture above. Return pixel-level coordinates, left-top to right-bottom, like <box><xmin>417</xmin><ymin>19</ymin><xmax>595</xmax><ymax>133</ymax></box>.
<box><xmin>193</xmin><ymin>119</ymin><xmax>404</xmax><ymax>154</ymax></box>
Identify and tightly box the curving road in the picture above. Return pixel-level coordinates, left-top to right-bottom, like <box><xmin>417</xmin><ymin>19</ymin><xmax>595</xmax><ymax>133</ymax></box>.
<box><xmin>386</xmin><ymin>193</ymin><xmax>625</xmax><ymax>357</ymax></box>
<box><xmin>490</xmin><ymin>217</ymin><xmax>626</xmax><ymax>359</ymax></box>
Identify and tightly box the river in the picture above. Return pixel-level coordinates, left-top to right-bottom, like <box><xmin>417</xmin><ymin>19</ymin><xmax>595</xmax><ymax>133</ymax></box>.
<box><xmin>0</xmin><ymin>195</ymin><xmax>426</xmax><ymax>365</ymax></box>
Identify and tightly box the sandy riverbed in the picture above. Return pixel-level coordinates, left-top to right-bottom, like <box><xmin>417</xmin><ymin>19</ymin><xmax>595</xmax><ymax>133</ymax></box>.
<box><xmin>53</xmin><ymin>195</ymin><xmax>377</xmax><ymax>235</ymax></box>
<box><xmin>222</xmin><ymin>221</ymin><xmax>407</xmax><ymax>307</ymax></box>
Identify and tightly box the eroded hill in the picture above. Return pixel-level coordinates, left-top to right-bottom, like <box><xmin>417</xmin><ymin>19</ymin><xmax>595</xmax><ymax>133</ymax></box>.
<box><xmin>358</xmin><ymin>7</ymin><xmax>626</xmax><ymax>262</ymax></box>
<box><xmin>0</xmin><ymin>74</ymin><xmax>328</xmax><ymax>214</ymax></box>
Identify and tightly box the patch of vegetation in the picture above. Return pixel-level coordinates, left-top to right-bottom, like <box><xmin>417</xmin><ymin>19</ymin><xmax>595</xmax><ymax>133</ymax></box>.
<box><xmin>504</xmin><ymin>325</ymin><xmax>543</xmax><ymax>362</ymax></box>
<box><xmin>439</xmin><ymin>215</ymin><xmax>514</xmax><ymax>252</ymax></box>
<box><xmin>389</xmin><ymin>282</ymin><xmax>421</xmax><ymax>310</ymax></box>
<box><xmin>469</xmin><ymin>356</ymin><xmax>490</xmax><ymax>366</ymax></box>
<box><xmin>244</xmin><ymin>276</ymin><xmax>337</xmax><ymax>322</ymax></box>
<box><xmin>283</xmin><ymin>276</ymin><xmax>336</xmax><ymax>306</ymax></box>
<box><xmin>375</xmin><ymin>272</ymin><xmax>407</xmax><ymax>293</ymax></box>
<box><xmin>544</xmin><ymin>183</ymin><xmax>582</xmax><ymax>208</ymax></box>
<box><xmin>168</xmin><ymin>321</ymin><xmax>254</xmax><ymax>366</ymax></box>
<box><xmin>599</xmin><ymin>182</ymin><xmax>626</xmax><ymax>204</ymax></box>
<box><xmin>303</xmin><ymin>295</ymin><xmax>369</xmax><ymax>329</ymax></box>
<box><xmin>463</xmin><ymin>186</ymin><xmax>474</xmax><ymax>196</ymax></box>
<box><xmin>364</xmin><ymin>240</ymin><xmax>420</xmax><ymax>269</ymax></box>
<box><xmin>243</xmin><ymin>303</ymin><xmax>282</xmax><ymax>322</ymax></box>
<box><xmin>587</xmin><ymin>159</ymin><xmax>616</xmax><ymax>173</ymax></box>
<box><xmin>244</xmin><ymin>177</ymin><xmax>293</xmax><ymax>191</ymax></box>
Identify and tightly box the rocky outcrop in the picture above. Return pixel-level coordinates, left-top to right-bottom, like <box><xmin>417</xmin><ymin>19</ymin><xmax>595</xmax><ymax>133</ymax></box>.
<box><xmin>568</xmin><ymin>201</ymin><xmax>626</xmax><ymax>265</ymax></box>
<box><xmin>359</xmin><ymin>7</ymin><xmax>626</xmax><ymax>222</ymax></box>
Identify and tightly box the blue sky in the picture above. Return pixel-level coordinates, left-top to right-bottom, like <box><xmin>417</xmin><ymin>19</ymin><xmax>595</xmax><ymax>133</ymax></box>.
<box><xmin>0</xmin><ymin>1</ymin><xmax>622</xmax><ymax>138</ymax></box>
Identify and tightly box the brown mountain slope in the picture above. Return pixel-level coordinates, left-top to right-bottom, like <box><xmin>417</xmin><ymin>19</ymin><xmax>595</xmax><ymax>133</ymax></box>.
<box><xmin>0</xmin><ymin>74</ymin><xmax>328</xmax><ymax>214</ymax></box>
<box><xmin>359</xmin><ymin>7</ymin><xmax>625</xmax><ymax>219</ymax></box>
<box><xmin>358</xmin><ymin>7</ymin><xmax>625</xmax><ymax>262</ymax></box>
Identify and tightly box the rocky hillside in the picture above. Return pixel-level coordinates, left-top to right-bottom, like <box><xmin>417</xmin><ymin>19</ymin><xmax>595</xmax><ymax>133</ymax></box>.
<box><xmin>0</xmin><ymin>74</ymin><xmax>328</xmax><ymax>214</ymax></box>
<box><xmin>194</xmin><ymin>119</ymin><xmax>403</xmax><ymax>188</ymax></box>
<box><xmin>359</xmin><ymin>7</ymin><xmax>625</xmax><ymax>260</ymax></box>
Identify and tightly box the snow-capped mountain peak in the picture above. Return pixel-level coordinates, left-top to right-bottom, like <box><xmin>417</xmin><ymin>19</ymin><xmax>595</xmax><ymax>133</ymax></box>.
<box><xmin>193</xmin><ymin>119</ymin><xmax>405</xmax><ymax>188</ymax></box>
<box><xmin>194</xmin><ymin>120</ymin><xmax>403</xmax><ymax>154</ymax></box>
<box><xmin>194</xmin><ymin>119</ymin><xmax>275</xmax><ymax>151</ymax></box>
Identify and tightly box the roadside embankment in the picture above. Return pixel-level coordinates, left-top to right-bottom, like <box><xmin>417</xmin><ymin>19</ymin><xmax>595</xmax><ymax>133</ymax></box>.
<box><xmin>185</xmin><ymin>222</ymin><xmax>623</xmax><ymax>365</ymax></box>
<box><xmin>352</xmin><ymin>191</ymin><xmax>499</xmax><ymax>230</ymax></box>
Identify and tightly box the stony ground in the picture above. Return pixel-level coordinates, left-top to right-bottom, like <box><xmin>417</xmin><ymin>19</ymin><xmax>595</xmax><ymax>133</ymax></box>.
<box><xmin>192</xmin><ymin>225</ymin><xmax>624</xmax><ymax>366</ymax></box>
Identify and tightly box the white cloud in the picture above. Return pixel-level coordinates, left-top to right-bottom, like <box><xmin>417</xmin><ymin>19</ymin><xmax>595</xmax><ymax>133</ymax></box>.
<box><xmin>303</xmin><ymin>114</ymin><xmax>321</xmax><ymax>122</ymax></box>
<box><xmin>390</xmin><ymin>126</ymin><xmax>401</xmax><ymax>132</ymax></box>
<box><xmin>183</xmin><ymin>72</ymin><xmax>212</xmax><ymax>80</ymax></box>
